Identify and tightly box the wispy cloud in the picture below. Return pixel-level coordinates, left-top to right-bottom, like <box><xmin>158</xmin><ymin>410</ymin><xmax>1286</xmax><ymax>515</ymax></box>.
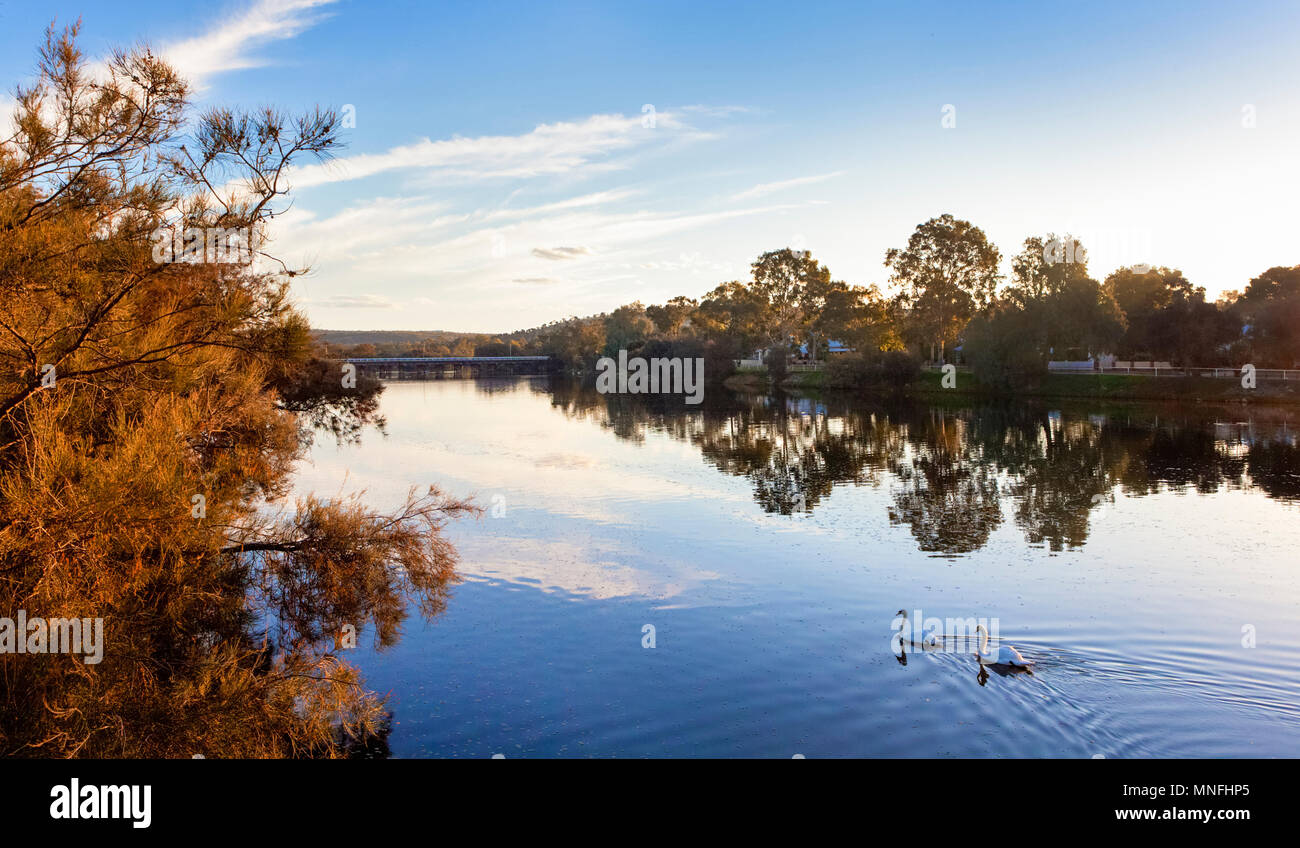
<box><xmin>289</xmin><ymin>113</ymin><xmax>689</xmax><ymax>188</ymax></box>
<box><xmin>731</xmin><ymin>171</ymin><xmax>844</xmax><ymax>201</ymax></box>
<box><xmin>680</xmin><ymin>104</ymin><xmax>753</xmax><ymax>118</ymax></box>
<box><xmin>308</xmin><ymin>294</ymin><xmax>395</xmax><ymax>309</ymax></box>
<box><xmin>163</xmin><ymin>0</ymin><xmax>339</xmax><ymax>85</ymax></box>
<box><xmin>277</xmin><ymin>192</ymin><xmax>802</xmax><ymax>325</ymax></box>
<box><xmin>531</xmin><ymin>246</ymin><xmax>594</xmax><ymax>261</ymax></box>
<box><xmin>246</xmin><ymin>102</ymin><xmax>790</xmax><ymax>328</ymax></box>
<box><xmin>481</xmin><ymin>190</ymin><xmax>638</xmax><ymax>221</ymax></box>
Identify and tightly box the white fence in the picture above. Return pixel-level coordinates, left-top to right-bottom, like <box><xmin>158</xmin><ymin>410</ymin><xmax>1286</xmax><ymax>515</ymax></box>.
<box><xmin>732</xmin><ymin>360</ymin><xmax>826</xmax><ymax>372</ymax></box>
<box><xmin>925</xmin><ymin>362</ymin><xmax>1299</xmax><ymax>380</ymax></box>
<box><xmin>1100</xmin><ymin>365</ymin><xmax>1299</xmax><ymax>380</ymax></box>
<box><xmin>740</xmin><ymin>360</ymin><xmax>1300</xmax><ymax>380</ymax></box>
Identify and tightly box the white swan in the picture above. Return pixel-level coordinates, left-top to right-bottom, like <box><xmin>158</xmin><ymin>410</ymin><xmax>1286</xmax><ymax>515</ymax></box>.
<box><xmin>895</xmin><ymin>609</ymin><xmax>940</xmax><ymax>648</ymax></box>
<box><xmin>974</xmin><ymin>624</ymin><xmax>1032</xmax><ymax>667</ymax></box>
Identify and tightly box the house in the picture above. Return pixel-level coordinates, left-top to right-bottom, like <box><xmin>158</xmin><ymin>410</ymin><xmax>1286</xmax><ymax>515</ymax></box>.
<box><xmin>796</xmin><ymin>340</ymin><xmax>854</xmax><ymax>360</ymax></box>
<box><xmin>735</xmin><ymin>339</ymin><xmax>854</xmax><ymax>368</ymax></box>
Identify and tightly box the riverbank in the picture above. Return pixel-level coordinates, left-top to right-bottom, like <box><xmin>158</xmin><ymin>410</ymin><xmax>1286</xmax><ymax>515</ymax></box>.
<box><xmin>724</xmin><ymin>367</ymin><xmax>1300</xmax><ymax>404</ymax></box>
<box><xmin>909</xmin><ymin>370</ymin><xmax>1300</xmax><ymax>404</ymax></box>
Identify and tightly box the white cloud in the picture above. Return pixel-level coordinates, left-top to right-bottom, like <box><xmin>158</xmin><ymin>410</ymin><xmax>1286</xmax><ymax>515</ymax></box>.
<box><xmin>731</xmin><ymin>171</ymin><xmax>844</xmax><ymax>201</ymax></box>
<box><xmin>248</xmin><ymin>105</ymin><xmax>795</xmax><ymax>328</ymax></box>
<box><xmin>266</xmin><ymin>197</ymin><xmax>461</xmax><ymax>260</ymax></box>
<box><xmin>288</xmin><ymin>113</ymin><xmax>688</xmax><ymax>188</ymax></box>
<box><xmin>308</xmin><ymin>294</ymin><xmax>395</xmax><ymax>309</ymax></box>
<box><xmin>531</xmin><ymin>246</ymin><xmax>594</xmax><ymax>260</ymax></box>
<box><xmin>638</xmin><ymin>252</ymin><xmax>732</xmax><ymax>277</ymax></box>
<box><xmin>1</xmin><ymin>2</ymin><xmax>335</xmax><ymax>141</ymax></box>
<box><xmin>480</xmin><ymin>189</ymin><xmax>638</xmax><ymax>221</ymax></box>
<box><xmin>280</xmin><ymin>191</ymin><xmax>802</xmax><ymax>329</ymax></box>
<box><xmin>680</xmin><ymin>104</ymin><xmax>753</xmax><ymax>117</ymax></box>
<box><xmin>163</xmin><ymin>0</ymin><xmax>339</xmax><ymax>85</ymax></box>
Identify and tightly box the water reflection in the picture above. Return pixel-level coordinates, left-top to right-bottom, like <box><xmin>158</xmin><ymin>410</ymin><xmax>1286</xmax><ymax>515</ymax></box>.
<box><xmin>535</xmin><ymin>380</ymin><xmax>1299</xmax><ymax>556</ymax></box>
<box><xmin>309</xmin><ymin>379</ymin><xmax>1300</xmax><ymax>757</ymax></box>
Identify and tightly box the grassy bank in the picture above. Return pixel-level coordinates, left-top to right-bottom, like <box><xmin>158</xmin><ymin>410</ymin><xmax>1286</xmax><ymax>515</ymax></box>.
<box><xmin>722</xmin><ymin>368</ymin><xmax>830</xmax><ymax>392</ymax></box>
<box><xmin>724</xmin><ymin>366</ymin><xmax>1300</xmax><ymax>405</ymax></box>
<box><xmin>910</xmin><ymin>369</ymin><xmax>1300</xmax><ymax>404</ymax></box>
<box><xmin>721</xmin><ymin>367</ymin><xmax>771</xmax><ymax>392</ymax></box>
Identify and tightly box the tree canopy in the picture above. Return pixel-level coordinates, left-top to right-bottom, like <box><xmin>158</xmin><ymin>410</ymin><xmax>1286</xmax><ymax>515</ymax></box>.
<box><xmin>885</xmin><ymin>214</ymin><xmax>1002</xmax><ymax>361</ymax></box>
<box><xmin>0</xmin><ymin>24</ymin><xmax>476</xmax><ymax>758</ymax></box>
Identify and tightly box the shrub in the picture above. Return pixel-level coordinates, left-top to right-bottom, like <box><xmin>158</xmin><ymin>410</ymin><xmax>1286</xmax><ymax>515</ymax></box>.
<box><xmin>825</xmin><ymin>351</ymin><xmax>922</xmax><ymax>389</ymax></box>
<box><xmin>963</xmin><ymin>309</ymin><xmax>1048</xmax><ymax>391</ymax></box>
<box><xmin>764</xmin><ymin>348</ymin><xmax>789</xmax><ymax>382</ymax></box>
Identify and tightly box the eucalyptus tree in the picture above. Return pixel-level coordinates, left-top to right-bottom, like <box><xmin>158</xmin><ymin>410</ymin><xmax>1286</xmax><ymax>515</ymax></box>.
<box><xmin>749</xmin><ymin>247</ymin><xmax>833</xmax><ymax>363</ymax></box>
<box><xmin>885</xmin><ymin>214</ymin><xmax>1001</xmax><ymax>362</ymax></box>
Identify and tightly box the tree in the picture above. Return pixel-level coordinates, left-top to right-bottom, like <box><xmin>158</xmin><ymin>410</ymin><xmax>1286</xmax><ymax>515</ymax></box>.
<box><xmin>1102</xmin><ymin>265</ymin><xmax>1247</xmax><ymax>364</ymax></box>
<box><xmin>1007</xmin><ymin>234</ymin><xmax>1093</xmax><ymax>309</ymax></box>
<box><xmin>963</xmin><ymin>232</ymin><xmax>1124</xmax><ymax>386</ymax></box>
<box><xmin>750</xmin><ymin>248</ymin><xmax>832</xmax><ymax>363</ymax></box>
<box><xmin>0</xmin><ymin>25</ymin><xmax>477</xmax><ymax>757</ymax></box>
<box><xmin>1004</xmin><ymin>235</ymin><xmax>1124</xmax><ymax>361</ymax></box>
<box><xmin>1103</xmin><ymin>266</ymin><xmax>1196</xmax><ymax>357</ymax></box>
<box><xmin>1245</xmin><ymin>294</ymin><xmax>1300</xmax><ymax>368</ymax></box>
<box><xmin>963</xmin><ymin>304</ymin><xmax>1050</xmax><ymax>390</ymax></box>
<box><xmin>693</xmin><ymin>281</ymin><xmax>767</xmax><ymax>354</ymax></box>
<box><xmin>603</xmin><ymin>301</ymin><xmax>655</xmax><ymax>356</ymax></box>
<box><xmin>1234</xmin><ymin>265</ymin><xmax>1300</xmax><ymax>367</ymax></box>
<box><xmin>813</xmin><ymin>282</ymin><xmax>902</xmax><ymax>353</ymax></box>
<box><xmin>1050</xmin><ymin>276</ymin><xmax>1126</xmax><ymax>360</ymax></box>
<box><xmin>1240</xmin><ymin>265</ymin><xmax>1300</xmax><ymax>305</ymax></box>
<box><xmin>645</xmin><ymin>295</ymin><xmax>697</xmax><ymax>338</ymax></box>
<box><xmin>537</xmin><ymin>316</ymin><xmax>605</xmax><ymax>371</ymax></box>
<box><xmin>886</xmin><ymin>214</ymin><xmax>1001</xmax><ymax>362</ymax></box>
<box><xmin>1147</xmin><ymin>289</ymin><xmax>1238</xmax><ymax>367</ymax></box>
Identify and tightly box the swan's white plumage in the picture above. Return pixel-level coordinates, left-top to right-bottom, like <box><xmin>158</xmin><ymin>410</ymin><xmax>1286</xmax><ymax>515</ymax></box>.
<box><xmin>895</xmin><ymin>610</ymin><xmax>941</xmax><ymax>648</ymax></box>
<box><xmin>975</xmin><ymin>624</ymin><xmax>1032</xmax><ymax>667</ymax></box>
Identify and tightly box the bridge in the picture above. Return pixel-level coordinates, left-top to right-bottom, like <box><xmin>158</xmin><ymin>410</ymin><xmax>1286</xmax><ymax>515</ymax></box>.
<box><xmin>337</xmin><ymin>356</ymin><xmax>553</xmax><ymax>379</ymax></box>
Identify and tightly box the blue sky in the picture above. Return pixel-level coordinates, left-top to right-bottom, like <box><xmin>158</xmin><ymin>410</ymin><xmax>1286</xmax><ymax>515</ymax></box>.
<box><xmin>3</xmin><ymin>0</ymin><xmax>1298</xmax><ymax>332</ymax></box>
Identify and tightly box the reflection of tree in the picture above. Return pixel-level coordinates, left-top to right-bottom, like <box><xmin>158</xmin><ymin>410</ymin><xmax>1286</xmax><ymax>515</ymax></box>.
<box><xmin>1132</xmin><ymin>428</ymin><xmax>1245</xmax><ymax>494</ymax></box>
<box><xmin>694</xmin><ymin>399</ymin><xmax>891</xmax><ymax>514</ymax></box>
<box><xmin>1247</xmin><ymin>439</ymin><xmax>1300</xmax><ymax>500</ymax></box>
<box><xmin>1008</xmin><ymin>418</ymin><xmax>1113</xmax><ymax>551</ymax></box>
<box><xmin>887</xmin><ymin>413</ymin><xmax>1004</xmax><ymax>554</ymax></box>
<box><xmin>749</xmin><ymin>436</ymin><xmax>839</xmax><ymax>515</ymax></box>
<box><xmin>335</xmin><ymin>712</ymin><xmax>393</xmax><ymax>759</ymax></box>
<box><xmin>508</xmin><ymin>378</ymin><xmax>1300</xmax><ymax>555</ymax></box>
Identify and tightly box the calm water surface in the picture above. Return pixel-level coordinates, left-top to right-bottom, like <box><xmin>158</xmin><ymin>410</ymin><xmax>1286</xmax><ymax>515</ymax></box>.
<box><xmin>296</xmin><ymin>378</ymin><xmax>1300</xmax><ymax>757</ymax></box>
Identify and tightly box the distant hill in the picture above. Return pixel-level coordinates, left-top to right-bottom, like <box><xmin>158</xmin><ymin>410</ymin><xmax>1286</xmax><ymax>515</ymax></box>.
<box><xmin>311</xmin><ymin>318</ymin><xmax>601</xmax><ymax>347</ymax></box>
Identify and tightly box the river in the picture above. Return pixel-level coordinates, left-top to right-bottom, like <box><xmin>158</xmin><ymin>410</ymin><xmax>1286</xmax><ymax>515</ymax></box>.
<box><xmin>294</xmin><ymin>377</ymin><xmax>1300</xmax><ymax>757</ymax></box>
